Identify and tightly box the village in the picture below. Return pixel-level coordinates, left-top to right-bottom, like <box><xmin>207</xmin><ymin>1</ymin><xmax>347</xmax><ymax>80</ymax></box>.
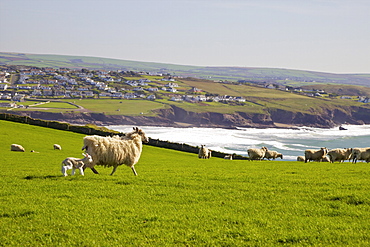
<box><xmin>0</xmin><ymin>66</ymin><xmax>369</xmax><ymax>108</ymax></box>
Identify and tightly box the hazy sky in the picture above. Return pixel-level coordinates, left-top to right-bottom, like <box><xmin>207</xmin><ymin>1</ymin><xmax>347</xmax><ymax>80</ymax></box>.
<box><xmin>1</xmin><ymin>0</ymin><xmax>369</xmax><ymax>73</ymax></box>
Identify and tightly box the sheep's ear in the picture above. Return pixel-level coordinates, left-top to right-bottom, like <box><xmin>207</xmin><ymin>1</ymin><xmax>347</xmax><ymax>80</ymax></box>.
<box><xmin>82</xmin><ymin>153</ymin><xmax>86</xmax><ymax>157</ymax></box>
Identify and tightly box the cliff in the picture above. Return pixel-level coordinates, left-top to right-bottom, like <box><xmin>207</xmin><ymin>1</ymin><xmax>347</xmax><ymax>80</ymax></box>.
<box><xmin>6</xmin><ymin>104</ymin><xmax>370</xmax><ymax>129</ymax></box>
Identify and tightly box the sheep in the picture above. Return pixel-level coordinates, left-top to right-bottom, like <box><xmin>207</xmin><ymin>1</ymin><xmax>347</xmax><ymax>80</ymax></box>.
<box><xmin>264</xmin><ymin>150</ymin><xmax>283</xmax><ymax>160</ymax></box>
<box><xmin>54</xmin><ymin>144</ymin><xmax>62</xmax><ymax>150</ymax></box>
<box><xmin>304</xmin><ymin>147</ymin><xmax>328</xmax><ymax>163</ymax></box>
<box><xmin>61</xmin><ymin>153</ymin><xmax>93</xmax><ymax>177</ymax></box>
<box><xmin>198</xmin><ymin>145</ymin><xmax>211</xmax><ymax>159</ymax></box>
<box><xmin>247</xmin><ymin>146</ymin><xmax>268</xmax><ymax>160</ymax></box>
<box><xmin>297</xmin><ymin>156</ymin><xmax>305</xmax><ymax>162</ymax></box>
<box><xmin>11</xmin><ymin>144</ymin><xmax>25</xmax><ymax>152</ymax></box>
<box><xmin>82</xmin><ymin>127</ymin><xmax>149</xmax><ymax>176</ymax></box>
<box><xmin>224</xmin><ymin>154</ymin><xmax>233</xmax><ymax>160</ymax></box>
<box><xmin>351</xmin><ymin>147</ymin><xmax>370</xmax><ymax>163</ymax></box>
<box><xmin>327</xmin><ymin>148</ymin><xmax>353</xmax><ymax>163</ymax></box>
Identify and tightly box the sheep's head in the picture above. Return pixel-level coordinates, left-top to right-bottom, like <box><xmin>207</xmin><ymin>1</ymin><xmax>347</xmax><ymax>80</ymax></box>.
<box><xmin>133</xmin><ymin>127</ymin><xmax>149</xmax><ymax>143</ymax></box>
<box><xmin>321</xmin><ymin>147</ymin><xmax>328</xmax><ymax>155</ymax></box>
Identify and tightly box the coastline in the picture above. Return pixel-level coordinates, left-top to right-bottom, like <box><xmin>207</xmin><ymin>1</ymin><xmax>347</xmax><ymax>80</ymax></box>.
<box><xmin>3</xmin><ymin>110</ymin><xmax>367</xmax><ymax>130</ymax></box>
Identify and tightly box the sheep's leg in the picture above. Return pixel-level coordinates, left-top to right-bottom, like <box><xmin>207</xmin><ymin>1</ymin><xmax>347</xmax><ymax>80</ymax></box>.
<box><xmin>110</xmin><ymin>166</ymin><xmax>118</xmax><ymax>176</ymax></box>
<box><xmin>79</xmin><ymin>167</ymin><xmax>84</xmax><ymax>176</ymax></box>
<box><xmin>61</xmin><ymin>166</ymin><xmax>68</xmax><ymax>177</ymax></box>
<box><xmin>90</xmin><ymin>167</ymin><xmax>99</xmax><ymax>174</ymax></box>
<box><xmin>131</xmin><ymin>166</ymin><xmax>138</xmax><ymax>176</ymax></box>
<box><xmin>71</xmin><ymin>168</ymin><xmax>76</xmax><ymax>176</ymax></box>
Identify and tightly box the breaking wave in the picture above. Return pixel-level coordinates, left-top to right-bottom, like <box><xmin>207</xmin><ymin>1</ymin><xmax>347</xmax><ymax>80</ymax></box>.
<box><xmin>108</xmin><ymin>124</ymin><xmax>370</xmax><ymax>161</ymax></box>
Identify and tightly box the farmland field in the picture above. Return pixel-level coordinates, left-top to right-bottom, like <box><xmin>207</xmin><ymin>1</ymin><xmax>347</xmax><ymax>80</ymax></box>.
<box><xmin>0</xmin><ymin>120</ymin><xmax>370</xmax><ymax>246</ymax></box>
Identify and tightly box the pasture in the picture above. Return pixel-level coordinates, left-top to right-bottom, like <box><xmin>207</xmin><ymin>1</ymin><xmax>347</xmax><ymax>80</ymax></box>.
<box><xmin>0</xmin><ymin>120</ymin><xmax>370</xmax><ymax>246</ymax></box>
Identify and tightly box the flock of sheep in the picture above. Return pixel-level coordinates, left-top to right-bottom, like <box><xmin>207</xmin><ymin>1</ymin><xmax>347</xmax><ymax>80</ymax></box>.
<box><xmin>298</xmin><ymin>147</ymin><xmax>370</xmax><ymax>163</ymax></box>
<box><xmin>200</xmin><ymin>144</ymin><xmax>370</xmax><ymax>164</ymax></box>
<box><xmin>9</xmin><ymin>127</ymin><xmax>370</xmax><ymax>177</ymax></box>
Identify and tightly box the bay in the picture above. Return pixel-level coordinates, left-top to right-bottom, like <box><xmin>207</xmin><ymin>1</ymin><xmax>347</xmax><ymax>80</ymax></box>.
<box><xmin>107</xmin><ymin>124</ymin><xmax>370</xmax><ymax>161</ymax></box>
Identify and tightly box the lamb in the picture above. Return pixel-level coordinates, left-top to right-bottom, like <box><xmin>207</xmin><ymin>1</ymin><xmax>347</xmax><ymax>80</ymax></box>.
<box><xmin>264</xmin><ymin>150</ymin><xmax>283</xmax><ymax>160</ymax></box>
<box><xmin>61</xmin><ymin>153</ymin><xmax>93</xmax><ymax>176</ymax></box>
<box><xmin>54</xmin><ymin>144</ymin><xmax>62</xmax><ymax>150</ymax></box>
<box><xmin>351</xmin><ymin>147</ymin><xmax>370</xmax><ymax>163</ymax></box>
<box><xmin>304</xmin><ymin>147</ymin><xmax>328</xmax><ymax>163</ymax></box>
<box><xmin>247</xmin><ymin>146</ymin><xmax>268</xmax><ymax>160</ymax></box>
<box><xmin>82</xmin><ymin>127</ymin><xmax>149</xmax><ymax>176</ymax></box>
<box><xmin>198</xmin><ymin>145</ymin><xmax>211</xmax><ymax>159</ymax></box>
<box><xmin>11</xmin><ymin>144</ymin><xmax>25</xmax><ymax>152</ymax></box>
<box><xmin>327</xmin><ymin>148</ymin><xmax>353</xmax><ymax>163</ymax></box>
<box><xmin>297</xmin><ymin>156</ymin><xmax>305</xmax><ymax>162</ymax></box>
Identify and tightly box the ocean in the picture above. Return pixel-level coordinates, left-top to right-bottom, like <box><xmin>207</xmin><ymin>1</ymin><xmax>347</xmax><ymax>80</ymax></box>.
<box><xmin>107</xmin><ymin>124</ymin><xmax>370</xmax><ymax>161</ymax></box>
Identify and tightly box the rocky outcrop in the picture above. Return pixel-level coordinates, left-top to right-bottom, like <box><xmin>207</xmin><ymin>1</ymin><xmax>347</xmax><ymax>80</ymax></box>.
<box><xmin>5</xmin><ymin>104</ymin><xmax>370</xmax><ymax>128</ymax></box>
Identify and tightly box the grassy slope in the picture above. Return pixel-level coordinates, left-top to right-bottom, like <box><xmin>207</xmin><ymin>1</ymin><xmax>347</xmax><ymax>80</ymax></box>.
<box><xmin>1</xmin><ymin>120</ymin><xmax>370</xmax><ymax>246</ymax></box>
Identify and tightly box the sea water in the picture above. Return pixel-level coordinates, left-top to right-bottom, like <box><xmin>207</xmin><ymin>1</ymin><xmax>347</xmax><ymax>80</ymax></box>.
<box><xmin>107</xmin><ymin>125</ymin><xmax>370</xmax><ymax>161</ymax></box>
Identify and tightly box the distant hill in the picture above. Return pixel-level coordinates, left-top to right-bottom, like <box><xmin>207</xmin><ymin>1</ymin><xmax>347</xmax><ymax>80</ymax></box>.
<box><xmin>1</xmin><ymin>52</ymin><xmax>369</xmax><ymax>87</ymax></box>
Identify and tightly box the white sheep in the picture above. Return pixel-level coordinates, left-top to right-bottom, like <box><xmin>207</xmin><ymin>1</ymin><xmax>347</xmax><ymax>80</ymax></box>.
<box><xmin>351</xmin><ymin>147</ymin><xmax>370</xmax><ymax>163</ymax></box>
<box><xmin>327</xmin><ymin>148</ymin><xmax>352</xmax><ymax>163</ymax></box>
<box><xmin>61</xmin><ymin>153</ymin><xmax>93</xmax><ymax>177</ymax></box>
<box><xmin>198</xmin><ymin>145</ymin><xmax>211</xmax><ymax>159</ymax></box>
<box><xmin>297</xmin><ymin>156</ymin><xmax>305</xmax><ymax>161</ymax></box>
<box><xmin>11</xmin><ymin>144</ymin><xmax>25</xmax><ymax>152</ymax></box>
<box><xmin>82</xmin><ymin>127</ymin><xmax>149</xmax><ymax>176</ymax></box>
<box><xmin>247</xmin><ymin>146</ymin><xmax>268</xmax><ymax>160</ymax></box>
<box><xmin>224</xmin><ymin>154</ymin><xmax>233</xmax><ymax>160</ymax></box>
<box><xmin>54</xmin><ymin>144</ymin><xmax>62</xmax><ymax>150</ymax></box>
<box><xmin>264</xmin><ymin>150</ymin><xmax>283</xmax><ymax>160</ymax></box>
<box><xmin>304</xmin><ymin>147</ymin><xmax>328</xmax><ymax>163</ymax></box>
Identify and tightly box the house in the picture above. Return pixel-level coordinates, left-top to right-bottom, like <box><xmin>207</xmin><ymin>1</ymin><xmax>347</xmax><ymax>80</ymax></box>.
<box><xmin>147</xmin><ymin>95</ymin><xmax>156</xmax><ymax>100</ymax></box>
<box><xmin>190</xmin><ymin>87</ymin><xmax>202</xmax><ymax>93</ymax></box>
<box><xmin>31</xmin><ymin>90</ymin><xmax>43</xmax><ymax>96</ymax></box>
<box><xmin>0</xmin><ymin>102</ymin><xmax>16</xmax><ymax>108</ymax></box>
<box><xmin>358</xmin><ymin>96</ymin><xmax>369</xmax><ymax>103</ymax></box>
<box><xmin>235</xmin><ymin>97</ymin><xmax>246</xmax><ymax>102</ymax></box>
<box><xmin>195</xmin><ymin>95</ymin><xmax>207</xmax><ymax>101</ymax></box>
<box><xmin>111</xmin><ymin>92</ymin><xmax>123</xmax><ymax>98</ymax></box>
<box><xmin>82</xmin><ymin>91</ymin><xmax>94</xmax><ymax>97</ymax></box>
<box><xmin>148</xmin><ymin>87</ymin><xmax>159</xmax><ymax>92</ymax></box>
<box><xmin>167</xmin><ymin>87</ymin><xmax>177</xmax><ymax>93</ymax></box>
<box><xmin>124</xmin><ymin>93</ymin><xmax>136</xmax><ymax>99</ymax></box>
<box><xmin>0</xmin><ymin>94</ymin><xmax>11</xmax><ymax>100</ymax></box>
<box><xmin>12</xmin><ymin>94</ymin><xmax>25</xmax><ymax>102</ymax></box>
<box><xmin>165</xmin><ymin>82</ymin><xmax>178</xmax><ymax>87</ymax></box>
<box><xmin>170</xmin><ymin>96</ymin><xmax>183</xmax><ymax>101</ymax></box>
<box><xmin>99</xmin><ymin>92</ymin><xmax>112</xmax><ymax>97</ymax></box>
<box><xmin>43</xmin><ymin>89</ymin><xmax>54</xmax><ymax>96</ymax></box>
<box><xmin>0</xmin><ymin>83</ymin><xmax>8</xmax><ymax>90</ymax></box>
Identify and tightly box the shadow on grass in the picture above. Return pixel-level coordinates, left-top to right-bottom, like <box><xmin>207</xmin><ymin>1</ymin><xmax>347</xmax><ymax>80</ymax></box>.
<box><xmin>24</xmin><ymin>175</ymin><xmax>60</xmax><ymax>180</ymax></box>
<box><xmin>0</xmin><ymin>210</ymin><xmax>35</xmax><ymax>218</ymax></box>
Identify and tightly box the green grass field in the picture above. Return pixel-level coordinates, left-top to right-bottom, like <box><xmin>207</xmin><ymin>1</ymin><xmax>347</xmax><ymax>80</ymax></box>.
<box><xmin>1</xmin><ymin>120</ymin><xmax>370</xmax><ymax>246</ymax></box>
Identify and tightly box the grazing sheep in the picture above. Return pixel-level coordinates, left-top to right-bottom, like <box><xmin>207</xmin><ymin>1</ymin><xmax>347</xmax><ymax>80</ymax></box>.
<box><xmin>61</xmin><ymin>153</ymin><xmax>93</xmax><ymax>177</ymax></box>
<box><xmin>264</xmin><ymin>150</ymin><xmax>283</xmax><ymax>160</ymax></box>
<box><xmin>297</xmin><ymin>156</ymin><xmax>305</xmax><ymax>162</ymax></box>
<box><xmin>351</xmin><ymin>147</ymin><xmax>370</xmax><ymax>163</ymax></box>
<box><xmin>265</xmin><ymin>150</ymin><xmax>283</xmax><ymax>160</ymax></box>
<box><xmin>82</xmin><ymin>127</ymin><xmax>149</xmax><ymax>176</ymax></box>
<box><xmin>198</xmin><ymin>145</ymin><xmax>211</xmax><ymax>159</ymax></box>
<box><xmin>224</xmin><ymin>154</ymin><xmax>233</xmax><ymax>160</ymax></box>
<box><xmin>247</xmin><ymin>147</ymin><xmax>268</xmax><ymax>160</ymax></box>
<box><xmin>54</xmin><ymin>144</ymin><xmax>62</xmax><ymax>150</ymax></box>
<box><xmin>327</xmin><ymin>148</ymin><xmax>353</xmax><ymax>163</ymax></box>
<box><xmin>11</xmin><ymin>144</ymin><xmax>25</xmax><ymax>152</ymax></box>
<box><xmin>304</xmin><ymin>147</ymin><xmax>328</xmax><ymax>163</ymax></box>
